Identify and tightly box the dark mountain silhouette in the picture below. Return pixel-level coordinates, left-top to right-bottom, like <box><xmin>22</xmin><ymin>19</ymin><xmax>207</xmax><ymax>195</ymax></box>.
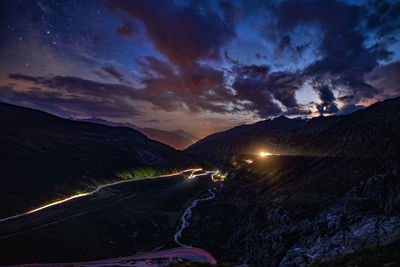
<box><xmin>77</xmin><ymin>117</ymin><xmax>198</xmax><ymax>150</ymax></box>
<box><xmin>281</xmin><ymin>97</ymin><xmax>400</xmax><ymax>158</ymax></box>
<box><xmin>1</xmin><ymin>98</ymin><xmax>400</xmax><ymax>266</ymax></box>
<box><xmin>0</xmin><ymin>102</ymin><xmax>203</xmax><ymax>217</ymax></box>
<box><xmin>187</xmin><ymin>97</ymin><xmax>400</xmax><ymax>162</ymax></box>
<box><xmin>186</xmin><ymin>115</ymin><xmax>307</xmax><ymax>163</ymax></box>
<box><xmin>181</xmin><ymin>97</ymin><xmax>400</xmax><ymax>266</ymax></box>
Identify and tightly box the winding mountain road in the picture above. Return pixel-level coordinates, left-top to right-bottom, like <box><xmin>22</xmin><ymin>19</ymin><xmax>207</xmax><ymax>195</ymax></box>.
<box><xmin>2</xmin><ymin>168</ymin><xmax>225</xmax><ymax>266</ymax></box>
<box><xmin>0</xmin><ymin>168</ymin><xmax>207</xmax><ymax>224</ymax></box>
<box><xmin>14</xmin><ymin>247</ymin><xmax>217</xmax><ymax>266</ymax></box>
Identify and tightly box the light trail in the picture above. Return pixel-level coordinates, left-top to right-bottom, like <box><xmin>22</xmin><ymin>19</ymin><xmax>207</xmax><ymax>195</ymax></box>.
<box><xmin>187</xmin><ymin>169</ymin><xmax>213</xmax><ymax>179</ymax></box>
<box><xmin>211</xmin><ymin>171</ymin><xmax>227</xmax><ymax>182</ymax></box>
<box><xmin>25</xmin><ymin>193</ymin><xmax>89</xmax><ymax>214</ymax></box>
<box><xmin>0</xmin><ymin>168</ymin><xmax>220</xmax><ymax>224</ymax></box>
<box><xmin>16</xmin><ymin>247</ymin><xmax>217</xmax><ymax>266</ymax></box>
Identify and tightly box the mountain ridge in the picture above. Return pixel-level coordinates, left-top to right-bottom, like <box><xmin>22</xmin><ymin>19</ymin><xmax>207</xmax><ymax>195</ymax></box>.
<box><xmin>75</xmin><ymin>117</ymin><xmax>199</xmax><ymax>150</ymax></box>
<box><xmin>187</xmin><ymin>97</ymin><xmax>400</xmax><ymax>162</ymax></box>
<box><xmin>0</xmin><ymin>101</ymin><xmax>204</xmax><ymax>217</ymax></box>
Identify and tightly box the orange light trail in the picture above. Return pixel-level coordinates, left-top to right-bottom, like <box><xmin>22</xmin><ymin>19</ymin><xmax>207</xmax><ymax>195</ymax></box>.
<box><xmin>1</xmin><ymin>168</ymin><xmax>224</xmax><ymax>223</ymax></box>
<box><xmin>211</xmin><ymin>171</ymin><xmax>227</xmax><ymax>182</ymax></box>
<box><xmin>25</xmin><ymin>193</ymin><xmax>89</xmax><ymax>214</ymax></box>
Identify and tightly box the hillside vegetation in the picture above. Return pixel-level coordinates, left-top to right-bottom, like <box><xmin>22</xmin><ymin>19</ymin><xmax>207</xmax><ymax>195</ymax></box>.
<box><xmin>0</xmin><ymin>102</ymin><xmax>205</xmax><ymax>217</ymax></box>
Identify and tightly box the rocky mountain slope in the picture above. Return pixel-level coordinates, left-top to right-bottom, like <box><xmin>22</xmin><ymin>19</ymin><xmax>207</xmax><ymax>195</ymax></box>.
<box><xmin>0</xmin><ymin>102</ymin><xmax>203</xmax><ymax>217</ymax></box>
<box><xmin>186</xmin><ymin>116</ymin><xmax>306</xmax><ymax>163</ymax></box>
<box><xmin>187</xmin><ymin>97</ymin><xmax>400</xmax><ymax>163</ymax></box>
<box><xmin>1</xmin><ymin>98</ymin><xmax>399</xmax><ymax>266</ymax></box>
<box><xmin>280</xmin><ymin>97</ymin><xmax>400</xmax><ymax>159</ymax></box>
<box><xmin>180</xmin><ymin>97</ymin><xmax>400</xmax><ymax>266</ymax></box>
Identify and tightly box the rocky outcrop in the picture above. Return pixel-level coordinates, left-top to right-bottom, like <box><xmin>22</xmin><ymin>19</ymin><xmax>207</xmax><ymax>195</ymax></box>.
<box><xmin>179</xmin><ymin>164</ymin><xmax>400</xmax><ymax>266</ymax></box>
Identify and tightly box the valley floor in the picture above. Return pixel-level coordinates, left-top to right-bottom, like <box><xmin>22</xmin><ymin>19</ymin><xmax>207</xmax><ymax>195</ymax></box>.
<box><xmin>1</xmin><ymin>155</ymin><xmax>399</xmax><ymax>266</ymax></box>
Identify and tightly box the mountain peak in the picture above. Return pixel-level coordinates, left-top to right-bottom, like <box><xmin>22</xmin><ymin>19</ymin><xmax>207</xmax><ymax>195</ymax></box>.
<box><xmin>274</xmin><ymin>115</ymin><xmax>289</xmax><ymax>121</ymax></box>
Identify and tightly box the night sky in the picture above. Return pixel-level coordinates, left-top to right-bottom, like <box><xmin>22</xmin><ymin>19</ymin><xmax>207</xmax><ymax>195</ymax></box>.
<box><xmin>1</xmin><ymin>0</ymin><xmax>399</xmax><ymax>138</ymax></box>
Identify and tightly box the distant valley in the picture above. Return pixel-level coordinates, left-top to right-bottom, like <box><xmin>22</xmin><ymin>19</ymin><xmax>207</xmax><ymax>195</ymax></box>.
<box><xmin>77</xmin><ymin>117</ymin><xmax>199</xmax><ymax>150</ymax></box>
<box><xmin>1</xmin><ymin>97</ymin><xmax>400</xmax><ymax>266</ymax></box>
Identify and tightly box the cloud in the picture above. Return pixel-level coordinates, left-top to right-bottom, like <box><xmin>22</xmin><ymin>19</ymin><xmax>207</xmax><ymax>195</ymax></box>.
<box><xmin>9</xmin><ymin>56</ymin><xmax>310</xmax><ymax>119</ymax></box>
<box><xmin>365</xmin><ymin>61</ymin><xmax>400</xmax><ymax>96</ymax></box>
<box><xmin>274</xmin><ymin>0</ymin><xmax>399</xmax><ymax>109</ymax></box>
<box><xmin>0</xmin><ymin>84</ymin><xmax>141</xmax><ymax>118</ymax></box>
<box><xmin>366</xmin><ymin>1</ymin><xmax>400</xmax><ymax>38</ymax></box>
<box><xmin>7</xmin><ymin>59</ymin><xmax>239</xmax><ymax>117</ymax></box>
<box><xmin>137</xmin><ymin>56</ymin><xmax>237</xmax><ymax>114</ymax></box>
<box><xmin>3</xmin><ymin>0</ymin><xmax>399</xmax><ymax>124</ymax></box>
<box><xmin>232</xmin><ymin>67</ymin><xmax>281</xmax><ymax>117</ymax></box>
<box><xmin>105</xmin><ymin>0</ymin><xmax>236</xmax><ymax>67</ymax></box>
<box><xmin>101</xmin><ymin>66</ymin><xmax>128</xmax><ymax>83</ymax></box>
<box><xmin>8</xmin><ymin>73</ymin><xmax>178</xmax><ymax>114</ymax></box>
<box><xmin>315</xmin><ymin>85</ymin><xmax>338</xmax><ymax>114</ymax></box>
<box><xmin>230</xmin><ymin>63</ymin><xmax>308</xmax><ymax>117</ymax></box>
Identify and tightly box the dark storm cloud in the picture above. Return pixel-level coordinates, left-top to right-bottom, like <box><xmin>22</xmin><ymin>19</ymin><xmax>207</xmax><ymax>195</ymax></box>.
<box><xmin>229</xmin><ymin>62</ymin><xmax>309</xmax><ymax>117</ymax></box>
<box><xmin>231</xmin><ymin>65</ymin><xmax>281</xmax><ymax>117</ymax></box>
<box><xmin>366</xmin><ymin>1</ymin><xmax>400</xmax><ymax>38</ymax></box>
<box><xmin>137</xmin><ymin>56</ymin><xmax>238</xmax><ymax>114</ymax></box>
<box><xmin>274</xmin><ymin>0</ymin><xmax>399</xmax><ymax>110</ymax></box>
<box><xmin>315</xmin><ymin>85</ymin><xmax>338</xmax><ymax>114</ymax></box>
<box><xmin>214</xmin><ymin>0</ymin><xmax>399</xmax><ymax>117</ymax></box>
<box><xmin>105</xmin><ymin>0</ymin><xmax>236</xmax><ymax>66</ymax></box>
<box><xmin>266</xmin><ymin>71</ymin><xmax>303</xmax><ymax>109</ymax></box>
<box><xmin>230</xmin><ymin>64</ymin><xmax>308</xmax><ymax>117</ymax></box>
<box><xmin>2</xmin><ymin>0</ymin><xmax>399</xmax><ymax>122</ymax></box>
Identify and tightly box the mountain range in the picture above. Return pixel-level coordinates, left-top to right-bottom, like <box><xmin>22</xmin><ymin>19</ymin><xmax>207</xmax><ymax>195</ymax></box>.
<box><xmin>76</xmin><ymin>117</ymin><xmax>199</xmax><ymax>150</ymax></box>
<box><xmin>187</xmin><ymin>97</ymin><xmax>400</xmax><ymax>163</ymax></box>
<box><xmin>183</xmin><ymin>96</ymin><xmax>400</xmax><ymax>266</ymax></box>
<box><xmin>1</xmin><ymin>97</ymin><xmax>399</xmax><ymax>266</ymax></box>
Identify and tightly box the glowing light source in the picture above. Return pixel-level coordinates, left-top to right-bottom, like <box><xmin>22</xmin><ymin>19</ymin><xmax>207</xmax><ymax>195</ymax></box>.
<box><xmin>244</xmin><ymin>159</ymin><xmax>253</xmax><ymax>164</ymax></box>
<box><xmin>211</xmin><ymin>171</ymin><xmax>227</xmax><ymax>182</ymax></box>
<box><xmin>259</xmin><ymin>152</ymin><xmax>271</xmax><ymax>157</ymax></box>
